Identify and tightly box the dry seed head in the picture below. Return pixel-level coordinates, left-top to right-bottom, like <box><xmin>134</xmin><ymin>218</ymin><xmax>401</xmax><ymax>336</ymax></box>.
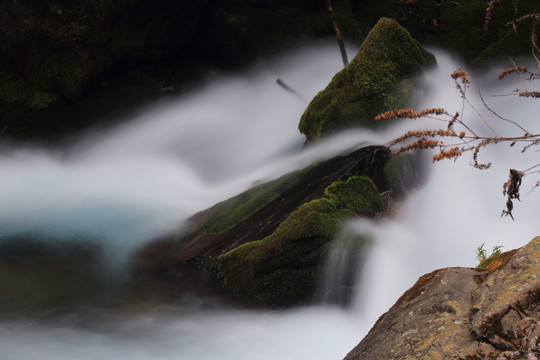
<box><xmin>374</xmin><ymin>108</ymin><xmax>445</xmax><ymax>121</ymax></box>
<box><xmin>451</xmin><ymin>69</ymin><xmax>471</xmax><ymax>84</ymax></box>
<box><xmin>416</xmin><ymin>108</ymin><xmax>445</xmax><ymax>117</ymax></box>
<box><xmin>388</xmin><ymin>129</ymin><xmax>456</xmax><ymax>147</ymax></box>
<box><xmin>502</xmin><ymin>169</ymin><xmax>524</xmax><ymax>220</ymax></box>
<box><xmin>433</xmin><ymin>148</ymin><xmax>463</xmax><ymax>162</ymax></box>
<box><xmin>499</xmin><ymin>66</ymin><xmax>528</xmax><ymax>80</ymax></box>
<box><xmin>518</xmin><ymin>91</ymin><xmax>540</xmax><ymax>98</ymax></box>
<box><xmin>374</xmin><ymin>109</ymin><xmax>415</xmax><ymax>121</ymax></box>
<box><xmin>393</xmin><ymin>139</ymin><xmax>439</xmax><ymax>156</ymax></box>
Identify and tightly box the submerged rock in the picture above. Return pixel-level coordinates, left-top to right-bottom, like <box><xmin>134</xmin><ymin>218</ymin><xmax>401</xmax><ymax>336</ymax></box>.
<box><xmin>343</xmin><ymin>237</ymin><xmax>540</xmax><ymax>360</ymax></box>
<box><xmin>0</xmin><ymin>236</ymin><xmax>104</xmax><ymax>316</ymax></box>
<box><xmin>135</xmin><ymin>146</ymin><xmax>424</xmax><ymax>307</ymax></box>
<box><xmin>298</xmin><ymin>17</ymin><xmax>435</xmax><ymax>141</ymax></box>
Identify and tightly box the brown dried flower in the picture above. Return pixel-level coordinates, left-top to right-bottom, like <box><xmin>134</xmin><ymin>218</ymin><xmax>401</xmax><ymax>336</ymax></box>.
<box><xmin>502</xmin><ymin>169</ymin><xmax>524</xmax><ymax>220</ymax></box>
<box><xmin>498</xmin><ymin>66</ymin><xmax>528</xmax><ymax>80</ymax></box>
<box><xmin>393</xmin><ymin>139</ymin><xmax>439</xmax><ymax>156</ymax></box>
<box><xmin>374</xmin><ymin>108</ymin><xmax>445</xmax><ymax>122</ymax></box>
<box><xmin>433</xmin><ymin>148</ymin><xmax>463</xmax><ymax>162</ymax></box>
<box><xmin>451</xmin><ymin>69</ymin><xmax>471</xmax><ymax>84</ymax></box>
<box><xmin>518</xmin><ymin>91</ymin><xmax>540</xmax><ymax>98</ymax></box>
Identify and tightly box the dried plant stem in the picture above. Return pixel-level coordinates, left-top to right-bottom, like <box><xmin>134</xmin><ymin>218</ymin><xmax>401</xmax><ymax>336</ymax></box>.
<box><xmin>378</xmin><ymin>62</ymin><xmax>540</xmax><ymax>219</ymax></box>
<box><xmin>478</xmin><ymin>89</ymin><xmax>531</xmax><ymax>135</ymax></box>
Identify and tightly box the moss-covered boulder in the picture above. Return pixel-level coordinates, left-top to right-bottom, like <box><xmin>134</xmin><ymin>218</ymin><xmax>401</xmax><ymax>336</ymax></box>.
<box><xmin>218</xmin><ymin>176</ymin><xmax>382</xmax><ymax>306</ymax></box>
<box><xmin>134</xmin><ymin>146</ymin><xmax>398</xmax><ymax>307</ymax></box>
<box><xmin>133</xmin><ymin>144</ymin><xmax>429</xmax><ymax>307</ymax></box>
<box><xmin>298</xmin><ymin>17</ymin><xmax>435</xmax><ymax>141</ymax></box>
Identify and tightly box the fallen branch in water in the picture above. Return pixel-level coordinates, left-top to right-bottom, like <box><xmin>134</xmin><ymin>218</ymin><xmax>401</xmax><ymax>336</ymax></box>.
<box><xmin>276</xmin><ymin>78</ymin><xmax>301</xmax><ymax>98</ymax></box>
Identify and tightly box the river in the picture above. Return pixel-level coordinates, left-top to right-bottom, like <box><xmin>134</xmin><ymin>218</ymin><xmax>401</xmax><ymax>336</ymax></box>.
<box><xmin>1</xmin><ymin>42</ymin><xmax>539</xmax><ymax>359</ymax></box>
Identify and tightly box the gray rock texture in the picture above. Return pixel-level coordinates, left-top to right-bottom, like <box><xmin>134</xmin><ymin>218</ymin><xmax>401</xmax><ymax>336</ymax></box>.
<box><xmin>344</xmin><ymin>237</ymin><xmax>540</xmax><ymax>360</ymax></box>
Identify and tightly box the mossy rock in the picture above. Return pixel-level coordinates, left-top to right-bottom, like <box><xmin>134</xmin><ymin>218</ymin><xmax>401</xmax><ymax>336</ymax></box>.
<box><xmin>135</xmin><ymin>145</ymin><xmax>429</xmax><ymax>307</ymax></box>
<box><xmin>198</xmin><ymin>169</ymin><xmax>307</xmax><ymax>236</ymax></box>
<box><xmin>324</xmin><ymin>175</ymin><xmax>384</xmax><ymax>214</ymax></box>
<box><xmin>217</xmin><ymin>176</ymin><xmax>382</xmax><ymax>307</ymax></box>
<box><xmin>169</xmin><ymin>146</ymin><xmax>391</xmax><ymax>268</ymax></box>
<box><xmin>298</xmin><ymin>17</ymin><xmax>435</xmax><ymax>141</ymax></box>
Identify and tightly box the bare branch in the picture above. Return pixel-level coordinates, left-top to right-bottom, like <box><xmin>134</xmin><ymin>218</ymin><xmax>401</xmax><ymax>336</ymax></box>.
<box><xmin>479</xmin><ymin>89</ymin><xmax>531</xmax><ymax>134</ymax></box>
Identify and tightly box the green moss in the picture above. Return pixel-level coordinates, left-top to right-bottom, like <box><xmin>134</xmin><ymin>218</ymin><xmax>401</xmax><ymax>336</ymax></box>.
<box><xmin>217</xmin><ymin>175</ymin><xmax>382</xmax><ymax>306</ymax></box>
<box><xmin>199</xmin><ymin>169</ymin><xmax>306</xmax><ymax>235</ymax></box>
<box><xmin>298</xmin><ymin>17</ymin><xmax>435</xmax><ymax>141</ymax></box>
<box><xmin>476</xmin><ymin>249</ymin><xmax>517</xmax><ymax>272</ymax></box>
<box><xmin>218</xmin><ymin>198</ymin><xmax>350</xmax><ymax>306</ymax></box>
<box><xmin>324</xmin><ymin>176</ymin><xmax>383</xmax><ymax>214</ymax></box>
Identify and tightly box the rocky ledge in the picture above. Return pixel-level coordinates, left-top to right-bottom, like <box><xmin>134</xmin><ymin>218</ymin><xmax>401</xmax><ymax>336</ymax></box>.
<box><xmin>344</xmin><ymin>237</ymin><xmax>540</xmax><ymax>360</ymax></box>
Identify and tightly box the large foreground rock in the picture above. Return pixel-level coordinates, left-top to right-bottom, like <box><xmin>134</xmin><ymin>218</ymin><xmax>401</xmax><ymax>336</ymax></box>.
<box><xmin>344</xmin><ymin>237</ymin><xmax>540</xmax><ymax>359</ymax></box>
<box><xmin>298</xmin><ymin>17</ymin><xmax>435</xmax><ymax>141</ymax></box>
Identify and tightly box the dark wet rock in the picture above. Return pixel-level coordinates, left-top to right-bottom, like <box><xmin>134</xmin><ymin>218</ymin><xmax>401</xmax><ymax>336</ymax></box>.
<box><xmin>343</xmin><ymin>237</ymin><xmax>540</xmax><ymax>360</ymax></box>
<box><xmin>0</xmin><ymin>236</ymin><xmax>104</xmax><ymax>316</ymax></box>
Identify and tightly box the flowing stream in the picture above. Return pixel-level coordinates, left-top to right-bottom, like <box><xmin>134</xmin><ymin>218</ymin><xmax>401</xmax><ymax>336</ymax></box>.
<box><xmin>1</xmin><ymin>42</ymin><xmax>540</xmax><ymax>359</ymax></box>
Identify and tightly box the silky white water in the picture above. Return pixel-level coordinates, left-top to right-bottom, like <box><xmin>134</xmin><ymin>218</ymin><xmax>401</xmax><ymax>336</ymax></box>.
<box><xmin>1</xmin><ymin>43</ymin><xmax>540</xmax><ymax>359</ymax></box>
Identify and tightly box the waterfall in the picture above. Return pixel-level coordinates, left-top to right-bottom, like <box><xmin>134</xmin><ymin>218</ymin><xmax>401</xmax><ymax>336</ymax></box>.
<box><xmin>319</xmin><ymin>223</ymin><xmax>372</xmax><ymax>307</ymax></box>
<box><xmin>1</xmin><ymin>43</ymin><xmax>540</xmax><ymax>360</ymax></box>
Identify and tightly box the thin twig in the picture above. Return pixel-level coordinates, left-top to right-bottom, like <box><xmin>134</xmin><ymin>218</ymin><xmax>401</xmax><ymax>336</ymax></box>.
<box><xmin>479</xmin><ymin>89</ymin><xmax>531</xmax><ymax>134</ymax></box>
<box><xmin>325</xmin><ymin>0</ymin><xmax>349</xmax><ymax>67</ymax></box>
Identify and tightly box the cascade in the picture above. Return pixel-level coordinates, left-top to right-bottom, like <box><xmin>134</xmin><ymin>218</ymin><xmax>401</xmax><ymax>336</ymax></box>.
<box><xmin>1</xmin><ymin>43</ymin><xmax>539</xmax><ymax>360</ymax></box>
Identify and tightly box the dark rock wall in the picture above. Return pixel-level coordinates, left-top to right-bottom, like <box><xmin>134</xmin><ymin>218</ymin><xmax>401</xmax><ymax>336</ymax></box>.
<box><xmin>3</xmin><ymin>0</ymin><xmax>540</xmax><ymax>141</ymax></box>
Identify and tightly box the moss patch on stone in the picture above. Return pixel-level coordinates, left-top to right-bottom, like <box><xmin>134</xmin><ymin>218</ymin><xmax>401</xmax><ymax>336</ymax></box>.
<box><xmin>477</xmin><ymin>249</ymin><xmax>518</xmax><ymax>272</ymax></box>
<box><xmin>217</xmin><ymin>176</ymin><xmax>381</xmax><ymax>306</ymax></box>
<box><xmin>298</xmin><ymin>17</ymin><xmax>435</xmax><ymax>141</ymax></box>
<box><xmin>199</xmin><ymin>169</ymin><xmax>306</xmax><ymax>236</ymax></box>
<box><xmin>324</xmin><ymin>176</ymin><xmax>383</xmax><ymax>214</ymax></box>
